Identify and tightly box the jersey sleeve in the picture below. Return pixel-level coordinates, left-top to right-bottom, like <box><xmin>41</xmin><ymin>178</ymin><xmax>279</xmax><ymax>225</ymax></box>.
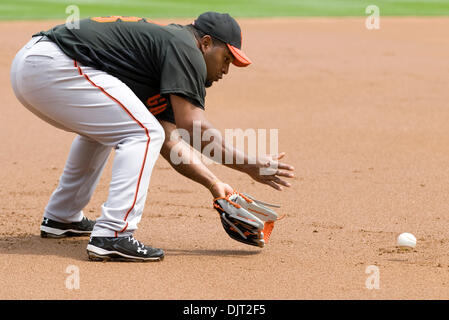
<box><xmin>159</xmin><ymin>42</ymin><xmax>207</xmax><ymax>109</ymax></box>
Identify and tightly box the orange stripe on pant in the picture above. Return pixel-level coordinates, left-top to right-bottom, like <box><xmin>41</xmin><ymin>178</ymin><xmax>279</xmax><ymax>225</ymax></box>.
<box><xmin>74</xmin><ymin>60</ymin><xmax>150</xmax><ymax>235</ymax></box>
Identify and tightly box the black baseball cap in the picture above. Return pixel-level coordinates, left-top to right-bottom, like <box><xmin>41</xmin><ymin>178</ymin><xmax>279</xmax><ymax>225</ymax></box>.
<box><xmin>193</xmin><ymin>12</ymin><xmax>252</xmax><ymax>67</ymax></box>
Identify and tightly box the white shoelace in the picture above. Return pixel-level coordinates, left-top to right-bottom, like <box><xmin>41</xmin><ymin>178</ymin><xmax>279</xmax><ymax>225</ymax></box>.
<box><xmin>127</xmin><ymin>236</ymin><xmax>144</xmax><ymax>248</ymax></box>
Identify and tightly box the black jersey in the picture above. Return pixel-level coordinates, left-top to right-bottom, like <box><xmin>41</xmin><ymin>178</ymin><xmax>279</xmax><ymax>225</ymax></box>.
<box><xmin>35</xmin><ymin>16</ymin><xmax>207</xmax><ymax>123</ymax></box>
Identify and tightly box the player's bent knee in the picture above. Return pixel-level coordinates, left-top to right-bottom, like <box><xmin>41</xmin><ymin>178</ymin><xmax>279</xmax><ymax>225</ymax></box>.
<box><xmin>148</xmin><ymin>120</ymin><xmax>165</xmax><ymax>151</ymax></box>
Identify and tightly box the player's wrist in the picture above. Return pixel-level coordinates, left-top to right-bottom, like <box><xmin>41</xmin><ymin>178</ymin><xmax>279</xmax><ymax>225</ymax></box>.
<box><xmin>208</xmin><ymin>178</ymin><xmax>221</xmax><ymax>192</ymax></box>
<box><xmin>209</xmin><ymin>180</ymin><xmax>233</xmax><ymax>198</ymax></box>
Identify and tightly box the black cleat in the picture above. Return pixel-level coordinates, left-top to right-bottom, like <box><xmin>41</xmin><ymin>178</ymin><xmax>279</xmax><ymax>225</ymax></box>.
<box><xmin>40</xmin><ymin>217</ymin><xmax>95</xmax><ymax>238</ymax></box>
<box><xmin>86</xmin><ymin>236</ymin><xmax>164</xmax><ymax>262</ymax></box>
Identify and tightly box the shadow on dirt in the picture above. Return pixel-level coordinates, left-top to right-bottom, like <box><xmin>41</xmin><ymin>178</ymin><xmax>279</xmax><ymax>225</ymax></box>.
<box><xmin>0</xmin><ymin>235</ymin><xmax>262</xmax><ymax>260</ymax></box>
<box><xmin>0</xmin><ymin>234</ymin><xmax>90</xmax><ymax>261</ymax></box>
<box><xmin>165</xmin><ymin>248</ymin><xmax>262</xmax><ymax>257</ymax></box>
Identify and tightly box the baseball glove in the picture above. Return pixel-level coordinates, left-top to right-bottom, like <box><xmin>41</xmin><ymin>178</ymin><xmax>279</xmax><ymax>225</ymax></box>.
<box><xmin>213</xmin><ymin>191</ymin><xmax>283</xmax><ymax>248</ymax></box>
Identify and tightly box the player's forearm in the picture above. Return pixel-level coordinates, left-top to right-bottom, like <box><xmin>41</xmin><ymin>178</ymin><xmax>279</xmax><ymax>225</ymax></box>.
<box><xmin>185</xmin><ymin>119</ymin><xmax>253</xmax><ymax>172</ymax></box>
<box><xmin>221</xmin><ymin>147</ymin><xmax>256</xmax><ymax>173</ymax></box>
<box><xmin>169</xmin><ymin>157</ymin><xmax>217</xmax><ymax>190</ymax></box>
<box><xmin>161</xmin><ymin>138</ymin><xmax>218</xmax><ymax>190</ymax></box>
<box><xmin>171</xmin><ymin>95</ymin><xmax>253</xmax><ymax>171</ymax></box>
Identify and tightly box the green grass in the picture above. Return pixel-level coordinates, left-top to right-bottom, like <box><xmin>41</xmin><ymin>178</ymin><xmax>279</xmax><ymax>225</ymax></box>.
<box><xmin>1</xmin><ymin>0</ymin><xmax>449</xmax><ymax>20</ymax></box>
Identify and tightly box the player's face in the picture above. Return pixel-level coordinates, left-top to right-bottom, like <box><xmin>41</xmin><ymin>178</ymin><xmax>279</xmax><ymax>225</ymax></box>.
<box><xmin>200</xmin><ymin>36</ymin><xmax>234</xmax><ymax>88</ymax></box>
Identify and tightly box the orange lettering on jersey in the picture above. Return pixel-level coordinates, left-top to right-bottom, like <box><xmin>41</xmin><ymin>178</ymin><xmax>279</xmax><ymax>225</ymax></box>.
<box><xmin>120</xmin><ymin>16</ymin><xmax>143</xmax><ymax>22</ymax></box>
<box><xmin>91</xmin><ymin>16</ymin><xmax>121</xmax><ymax>23</ymax></box>
<box><xmin>149</xmin><ymin>104</ymin><xmax>167</xmax><ymax>116</ymax></box>
<box><xmin>90</xmin><ymin>16</ymin><xmax>165</xmax><ymax>26</ymax></box>
<box><xmin>146</xmin><ymin>94</ymin><xmax>168</xmax><ymax>115</ymax></box>
<box><xmin>146</xmin><ymin>94</ymin><xmax>167</xmax><ymax>107</ymax></box>
<box><xmin>91</xmin><ymin>16</ymin><xmax>143</xmax><ymax>23</ymax></box>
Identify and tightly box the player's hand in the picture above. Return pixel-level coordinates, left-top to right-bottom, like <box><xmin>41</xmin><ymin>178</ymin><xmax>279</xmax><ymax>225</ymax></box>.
<box><xmin>210</xmin><ymin>181</ymin><xmax>234</xmax><ymax>198</ymax></box>
<box><xmin>244</xmin><ymin>152</ymin><xmax>295</xmax><ymax>191</ymax></box>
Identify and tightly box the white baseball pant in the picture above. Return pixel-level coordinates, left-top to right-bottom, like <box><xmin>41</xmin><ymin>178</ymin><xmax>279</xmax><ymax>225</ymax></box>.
<box><xmin>10</xmin><ymin>36</ymin><xmax>165</xmax><ymax>237</ymax></box>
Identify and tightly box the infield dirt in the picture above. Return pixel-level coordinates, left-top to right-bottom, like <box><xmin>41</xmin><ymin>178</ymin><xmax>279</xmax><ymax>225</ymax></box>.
<box><xmin>1</xmin><ymin>17</ymin><xmax>449</xmax><ymax>299</ymax></box>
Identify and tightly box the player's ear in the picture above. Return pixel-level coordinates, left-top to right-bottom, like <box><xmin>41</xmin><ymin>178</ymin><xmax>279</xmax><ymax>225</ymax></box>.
<box><xmin>199</xmin><ymin>35</ymin><xmax>213</xmax><ymax>52</ymax></box>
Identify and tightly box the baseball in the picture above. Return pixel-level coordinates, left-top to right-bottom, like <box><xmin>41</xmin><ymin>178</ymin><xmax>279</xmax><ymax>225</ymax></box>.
<box><xmin>397</xmin><ymin>233</ymin><xmax>417</xmax><ymax>248</ymax></box>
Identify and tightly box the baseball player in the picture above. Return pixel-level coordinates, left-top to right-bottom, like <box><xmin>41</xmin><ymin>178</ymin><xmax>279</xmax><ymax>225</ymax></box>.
<box><xmin>10</xmin><ymin>12</ymin><xmax>295</xmax><ymax>262</ymax></box>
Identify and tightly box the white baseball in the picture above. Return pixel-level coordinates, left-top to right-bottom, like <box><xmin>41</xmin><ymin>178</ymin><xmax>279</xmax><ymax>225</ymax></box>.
<box><xmin>397</xmin><ymin>233</ymin><xmax>417</xmax><ymax>248</ymax></box>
